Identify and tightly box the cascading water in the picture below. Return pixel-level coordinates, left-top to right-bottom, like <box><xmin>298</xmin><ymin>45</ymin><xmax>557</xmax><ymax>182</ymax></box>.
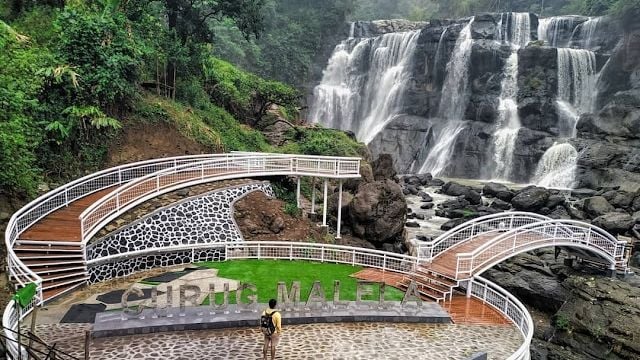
<box><xmin>498</xmin><ymin>12</ymin><xmax>531</xmax><ymax>47</ymax></box>
<box><xmin>492</xmin><ymin>52</ymin><xmax>521</xmax><ymax>180</ymax></box>
<box><xmin>556</xmin><ymin>48</ymin><xmax>597</xmax><ymax>136</ymax></box>
<box><xmin>432</xmin><ymin>27</ymin><xmax>449</xmax><ymax>86</ymax></box>
<box><xmin>310</xmin><ymin>29</ymin><xmax>420</xmax><ymax>144</ymax></box>
<box><xmin>537</xmin><ymin>16</ymin><xmax>580</xmax><ymax>47</ymax></box>
<box><xmin>490</xmin><ymin>13</ymin><xmax>530</xmax><ymax>180</ymax></box>
<box><xmin>532</xmin><ymin>142</ymin><xmax>579</xmax><ymax>189</ymax></box>
<box><xmin>419</xmin><ymin>19</ymin><xmax>474</xmax><ymax>176</ymax></box>
<box><xmin>534</xmin><ymin>48</ymin><xmax>595</xmax><ymax>188</ymax></box>
<box><xmin>570</xmin><ymin>17</ymin><xmax>601</xmax><ymax>49</ymax></box>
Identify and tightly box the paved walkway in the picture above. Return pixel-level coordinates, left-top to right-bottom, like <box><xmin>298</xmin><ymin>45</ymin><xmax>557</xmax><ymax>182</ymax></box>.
<box><xmin>36</xmin><ymin>323</ymin><xmax>521</xmax><ymax>359</ymax></box>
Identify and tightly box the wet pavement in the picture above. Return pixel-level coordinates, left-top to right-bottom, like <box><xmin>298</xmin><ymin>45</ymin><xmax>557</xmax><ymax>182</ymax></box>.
<box><xmin>36</xmin><ymin>322</ymin><xmax>522</xmax><ymax>360</ymax></box>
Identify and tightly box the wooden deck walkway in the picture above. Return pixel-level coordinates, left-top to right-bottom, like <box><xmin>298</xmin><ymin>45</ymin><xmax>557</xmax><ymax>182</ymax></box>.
<box><xmin>351</xmin><ymin>268</ymin><xmax>510</xmax><ymax>326</ymax></box>
<box><xmin>20</xmin><ymin>188</ymin><xmax>115</xmax><ymax>242</ymax></box>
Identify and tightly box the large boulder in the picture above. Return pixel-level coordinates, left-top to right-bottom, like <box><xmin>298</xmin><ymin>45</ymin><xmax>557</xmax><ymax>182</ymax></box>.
<box><xmin>511</xmin><ymin>186</ymin><xmax>550</xmax><ymax>211</ymax></box>
<box><xmin>552</xmin><ymin>276</ymin><xmax>640</xmax><ymax>359</ymax></box>
<box><xmin>442</xmin><ymin>182</ymin><xmax>482</xmax><ymax>205</ymax></box>
<box><xmin>592</xmin><ymin>213</ymin><xmax>635</xmax><ymax>234</ymax></box>
<box><xmin>583</xmin><ymin>196</ymin><xmax>615</xmax><ymax>218</ymax></box>
<box><xmin>483</xmin><ymin>182</ymin><xmax>509</xmax><ymax>197</ymax></box>
<box><xmin>349</xmin><ymin>180</ymin><xmax>407</xmax><ymax>245</ymax></box>
<box><xmin>371</xmin><ymin>154</ymin><xmax>397</xmax><ymax>181</ymax></box>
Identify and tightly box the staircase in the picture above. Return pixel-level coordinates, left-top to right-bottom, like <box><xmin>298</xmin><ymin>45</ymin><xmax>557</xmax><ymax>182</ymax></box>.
<box><xmin>13</xmin><ymin>241</ymin><xmax>87</xmax><ymax>301</ymax></box>
<box><xmin>397</xmin><ymin>265</ymin><xmax>459</xmax><ymax>303</ymax></box>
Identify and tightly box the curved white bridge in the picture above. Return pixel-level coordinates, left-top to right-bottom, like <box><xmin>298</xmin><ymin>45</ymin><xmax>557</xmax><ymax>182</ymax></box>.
<box><xmin>3</xmin><ymin>153</ymin><xmax>631</xmax><ymax>360</ymax></box>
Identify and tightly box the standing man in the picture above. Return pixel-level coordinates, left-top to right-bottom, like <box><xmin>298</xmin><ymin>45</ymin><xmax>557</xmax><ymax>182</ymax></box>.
<box><xmin>261</xmin><ymin>298</ymin><xmax>282</xmax><ymax>360</ymax></box>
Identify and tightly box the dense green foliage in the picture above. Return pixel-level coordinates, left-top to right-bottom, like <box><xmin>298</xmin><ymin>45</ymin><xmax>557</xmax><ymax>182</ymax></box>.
<box><xmin>197</xmin><ymin>260</ymin><xmax>406</xmax><ymax>304</ymax></box>
<box><xmin>3</xmin><ymin>0</ymin><xmax>635</xmax><ymax>198</ymax></box>
<box><xmin>0</xmin><ymin>1</ymin><xmax>297</xmax><ymax>196</ymax></box>
<box><xmin>210</xmin><ymin>0</ymin><xmax>354</xmax><ymax>88</ymax></box>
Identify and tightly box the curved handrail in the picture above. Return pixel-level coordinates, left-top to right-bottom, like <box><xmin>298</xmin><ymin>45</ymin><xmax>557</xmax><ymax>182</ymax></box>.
<box><xmin>79</xmin><ymin>154</ymin><xmax>361</xmax><ymax>243</ymax></box>
<box><xmin>2</xmin><ymin>300</ymin><xmax>22</xmax><ymax>359</ymax></box>
<box><xmin>83</xmin><ymin>240</ymin><xmax>532</xmax><ymax>359</ymax></box>
<box><xmin>468</xmin><ymin>276</ymin><xmax>533</xmax><ymax>360</ymax></box>
<box><xmin>4</xmin><ymin>154</ymin><xmax>227</xmax><ymax>311</ymax></box>
<box><xmin>417</xmin><ymin>212</ymin><xmax>551</xmax><ymax>260</ymax></box>
<box><xmin>456</xmin><ymin>219</ymin><xmax>628</xmax><ymax>277</ymax></box>
<box><xmin>86</xmin><ymin>240</ymin><xmax>418</xmax><ymax>272</ymax></box>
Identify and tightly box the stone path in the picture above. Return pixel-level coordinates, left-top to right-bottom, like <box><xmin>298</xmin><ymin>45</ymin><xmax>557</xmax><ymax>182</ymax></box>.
<box><xmin>36</xmin><ymin>322</ymin><xmax>521</xmax><ymax>359</ymax></box>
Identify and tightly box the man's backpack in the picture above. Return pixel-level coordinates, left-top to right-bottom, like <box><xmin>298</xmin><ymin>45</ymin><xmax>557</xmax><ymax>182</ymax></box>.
<box><xmin>260</xmin><ymin>311</ymin><xmax>278</xmax><ymax>336</ymax></box>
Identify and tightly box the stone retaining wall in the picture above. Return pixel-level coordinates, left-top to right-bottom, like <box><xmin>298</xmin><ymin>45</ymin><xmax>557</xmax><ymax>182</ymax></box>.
<box><xmin>86</xmin><ymin>181</ymin><xmax>274</xmax><ymax>283</ymax></box>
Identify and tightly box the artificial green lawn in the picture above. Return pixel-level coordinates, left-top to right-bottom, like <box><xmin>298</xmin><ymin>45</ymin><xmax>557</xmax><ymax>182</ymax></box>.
<box><xmin>196</xmin><ymin>259</ymin><xmax>406</xmax><ymax>305</ymax></box>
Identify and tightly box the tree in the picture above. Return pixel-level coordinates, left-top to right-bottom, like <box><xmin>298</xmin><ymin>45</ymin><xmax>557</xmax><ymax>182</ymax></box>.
<box><xmin>163</xmin><ymin>0</ymin><xmax>266</xmax><ymax>98</ymax></box>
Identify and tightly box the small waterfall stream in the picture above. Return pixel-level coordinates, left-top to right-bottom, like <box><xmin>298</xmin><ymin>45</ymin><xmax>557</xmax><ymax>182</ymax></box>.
<box><xmin>532</xmin><ymin>142</ymin><xmax>579</xmax><ymax>189</ymax></box>
<box><xmin>419</xmin><ymin>19</ymin><xmax>474</xmax><ymax>176</ymax></box>
<box><xmin>556</xmin><ymin>48</ymin><xmax>597</xmax><ymax>136</ymax></box>
<box><xmin>490</xmin><ymin>13</ymin><xmax>530</xmax><ymax>181</ymax></box>
<box><xmin>538</xmin><ymin>16</ymin><xmax>580</xmax><ymax>47</ymax></box>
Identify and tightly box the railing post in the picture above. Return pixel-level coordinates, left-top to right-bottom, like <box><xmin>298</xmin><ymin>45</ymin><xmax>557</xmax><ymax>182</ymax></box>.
<box><xmin>512</xmin><ymin>233</ymin><xmax>517</xmax><ymax>251</ymax></box>
<box><xmin>296</xmin><ymin>177</ymin><xmax>301</xmax><ymax>208</ymax></box>
<box><xmin>482</xmin><ymin>284</ymin><xmax>488</xmax><ymax>303</ymax></box>
<box><xmin>310</xmin><ymin>177</ymin><xmax>316</xmax><ymax>214</ymax></box>
<box><xmin>352</xmin><ymin>249</ymin><xmax>355</xmax><ymax>266</ymax></box>
<box><xmin>383</xmin><ymin>254</ymin><xmax>387</xmax><ymax>271</ymax></box>
<box><xmin>118</xmin><ymin>168</ymin><xmax>122</xmax><ymax>184</ymax></box>
<box><xmin>336</xmin><ymin>180</ymin><xmax>343</xmax><ymax>239</ymax></box>
<box><xmin>201</xmin><ymin>163</ymin><xmax>204</xmax><ymax>178</ymax></box>
<box><xmin>321</xmin><ymin>247</ymin><xmax>324</xmax><ymax>262</ymax></box>
<box><xmin>509</xmin><ymin>214</ymin><xmax>514</xmax><ymax>229</ymax></box>
<box><xmin>290</xmin><ymin>244</ymin><xmax>293</xmax><ymax>260</ymax></box>
<box><xmin>586</xmin><ymin>228</ymin><xmax>592</xmax><ymax>245</ymax></box>
<box><xmin>336</xmin><ymin>160</ymin><xmax>341</xmax><ymax>175</ymax></box>
<box><xmin>322</xmin><ymin>179</ymin><xmax>328</xmax><ymax>227</ymax></box>
<box><xmin>156</xmin><ymin>176</ymin><xmax>160</xmax><ymax>191</ymax></box>
<box><xmin>64</xmin><ymin>190</ymin><xmax>69</xmax><ymax>207</ymax></box>
<box><xmin>257</xmin><ymin>244</ymin><xmax>261</xmax><ymax>259</ymax></box>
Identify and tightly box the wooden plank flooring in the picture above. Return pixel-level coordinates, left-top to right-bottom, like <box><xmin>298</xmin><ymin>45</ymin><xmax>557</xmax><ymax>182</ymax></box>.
<box><xmin>20</xmin><ymin>188</ymin><xmax>116</xmax><ymax>242</ymax></box>
<box><xmin>351</xmin><ymin>268</ymin><xmax>511</xmax><ymax>326</ymax></box>
<box><xmin>444</xmin><ymin>296</ymin><xmax>511</xmax><ymax>325</ymax></box>
<box><xmin>351</xmin><ymin>268</ymin><xmax>407</xmax><ymax>288</ymax></box>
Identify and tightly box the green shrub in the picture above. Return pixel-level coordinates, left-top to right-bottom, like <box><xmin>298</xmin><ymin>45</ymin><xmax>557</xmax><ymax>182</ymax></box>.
<box><xmin>202</xmin><ymin>56</ymin><xmax>300</xmax><ymax>125</ymax></box>
<box><xmin>284</xmin><ymin>203</ymin><xmax>302</xmax><ymax>218</ymax></box>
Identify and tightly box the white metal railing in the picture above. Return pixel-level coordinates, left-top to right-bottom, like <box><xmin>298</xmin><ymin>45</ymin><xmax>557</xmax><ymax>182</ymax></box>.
<box><xmin>456</xmin><ymin>219</ymin><xmax>629</xmax><ymax>278</ymax></box>
<box><xmin>79</xmin><ymin>154</ymin><xmax>361</xmax><ymax>243</ymax></box>
<box><xmin>466</xmin><ymin>276</ymin><xmax>533</xmax><ymax>360</ymax></box>
<box><xmin>2</xmin><ymin>300</ymin><xmax>23</xmax><ymax>359</ymax></box>
<box><xmin>86</xmin><ymin>241</ymin><xmax>418</xmax><ymax>275</ymax></box>
<box><xmin>4</xmin><ymin>154</ymin><xmax>228</xmax><ymax>311</ymax></box>
<box><xmin>83</xmin><ymin>241</ymin><xmax>532</xmax><ymax>359</ymax></box>
<box><xmin>417</xmin><ymin>212</ymin><xmax>551</xmax><ymax>261</ymax></box>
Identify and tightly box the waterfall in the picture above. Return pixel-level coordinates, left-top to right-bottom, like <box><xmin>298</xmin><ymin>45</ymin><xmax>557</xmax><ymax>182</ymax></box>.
<box><xmin>310</xmin><ymin>30</ymin><xmax>420</xmax><ymax>144</ymax></box>
<box><xmin>570</xmin><ymin>17</ymin><xmax>601</xmax><ymax>49</ymax></box>
<box><xmin>533</xmin><ymin>142</ymin><xmax>578</xmax><ymax>189</ymax></box>
<box><xmin>556</xmin><ymin>48</ymin><xmax>597</xmax><ymax>136</ymax></box>
<box><xmin>537</xmin><ymin>16</ymin><xmax>579</xmax><ymax>47</ymax></box>
<box><xmin>349</xmin><ymin>22</ymin><xmax>356</xmax><ymax>38</ymax></box>
<box><xmin>498</xmin><ymin>12</ymin><xmax>531</xmax><ymax>47</ymax></box>
<box><xmin>419</xmin><ymin>121</ymin><xmax>467</xmax><ymax>175</ymax></box>
<box><xmin>419</xmin><ymin>19</ymin><xmax>474</xmax><ymax>176</ymax></box>
<box><xmin>492</xmin><ymin>52</ymin><xmax>521</xmax><ymax>180</ymax></box>
<box><xmin>490</xmin><ymin>13</ymin><xmax>530</xmax><ymax>180</ymax></box>
<box><xmin>437</xmin><ymin>20</ymin><xmax>473</xmax><ymax>120</ymax></box>
<box><xmin>432</xmin><ymin>27</ymin><xmax>449</xmax><ymax>85</ymax></box>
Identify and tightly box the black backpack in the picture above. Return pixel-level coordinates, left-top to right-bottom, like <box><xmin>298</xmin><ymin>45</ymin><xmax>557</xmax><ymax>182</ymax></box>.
<box><xmin>260</xmin><ymin>311</ymin><xmax>278</xmax><ymax>336</ymax></box>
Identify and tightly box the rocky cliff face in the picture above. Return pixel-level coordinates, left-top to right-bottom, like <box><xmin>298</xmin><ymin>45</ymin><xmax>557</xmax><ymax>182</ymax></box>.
<box><xmin>313</xmin><ymin>13</ymin><xmax>640</xmax><ymax>190</ymax></box>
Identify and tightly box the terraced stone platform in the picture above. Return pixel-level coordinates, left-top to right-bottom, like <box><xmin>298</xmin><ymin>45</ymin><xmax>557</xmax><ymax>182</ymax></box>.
<box><xmin>36</xmin><ymin>322</ymin><xmax>522</xmax><ymax>359</ymax></box>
